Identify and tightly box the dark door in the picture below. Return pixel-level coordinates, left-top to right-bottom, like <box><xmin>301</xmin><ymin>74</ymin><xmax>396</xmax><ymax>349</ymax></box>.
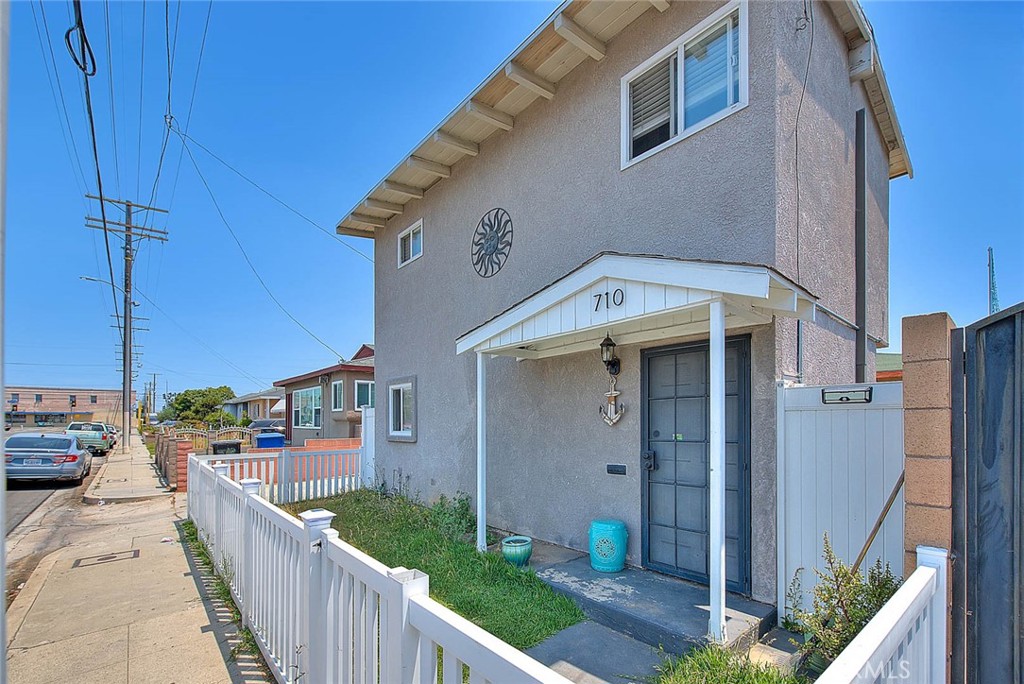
<box><xmin>952</xmin><ymin>303</ymin><xmax>1024</xmax><ymax>684</ymax></box>
<box><xmin>641</xmin><ymin>338</ymin><xmax>751</xmax><ymax>594</ymax></box>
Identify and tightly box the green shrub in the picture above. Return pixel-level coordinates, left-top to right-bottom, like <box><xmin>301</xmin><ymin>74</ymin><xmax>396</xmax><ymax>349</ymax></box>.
<box><xmin>792</xmin><ymin>534</ymin><xmax>902</xmax><ymax>663</ymax></box>
<box><xmin>429</xmin><ymin>493</ymin><xmax>475</xmax><ymax>541</ymax></box>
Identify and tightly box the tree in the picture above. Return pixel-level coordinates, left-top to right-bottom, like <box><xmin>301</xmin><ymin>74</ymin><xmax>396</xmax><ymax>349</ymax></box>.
<box><xmin>160</xmin><ymin>386</ymin><xmax>236</xmax><ymax>425</ymax></box>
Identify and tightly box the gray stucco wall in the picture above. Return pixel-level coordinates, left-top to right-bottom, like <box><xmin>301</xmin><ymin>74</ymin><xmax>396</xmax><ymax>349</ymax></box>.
<box><xmin>372</xmin><ymin>0</ymin><xmax>892</xmax><ymax>605</ymax></box>
<box><xmin>283</xmin><ymin>369</ymin><xmax>373</xmax><ymax>442</ymax></box>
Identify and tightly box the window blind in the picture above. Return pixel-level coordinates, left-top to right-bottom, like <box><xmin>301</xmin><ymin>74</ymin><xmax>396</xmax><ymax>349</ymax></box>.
<box><xmin>631</xmin><ymin>57</ymin><xmax>674</xmax><ymax>138</ymax></box>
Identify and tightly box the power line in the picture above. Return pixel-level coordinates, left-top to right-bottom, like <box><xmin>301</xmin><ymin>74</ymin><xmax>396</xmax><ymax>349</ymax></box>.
<box><xmin>170</xmin><ymin>125</ymin><xmax>373</xmax><ymax>264</ymax></box>
<box><xmin>135</xmin><ymin>0</ymin><xmax>146</xmax><ymax>200</ymax></box>
<box><xmin>102</xmin><ymin>1</ymin><xmax>122</xmax><ymax>196</ymax></box>
<box><xmin>65</xmin><ymin>0</ymin><xmax>123</xmax><ymax>343</ymax></box>
<box><xmin>177</xmin><ymin>136</ymin><xmax>346</xmax><ymax>361</ymax></box>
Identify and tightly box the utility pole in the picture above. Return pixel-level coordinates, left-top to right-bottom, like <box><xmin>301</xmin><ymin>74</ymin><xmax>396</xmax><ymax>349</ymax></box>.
<box><xmin>85</xmin><ymin>195</ymin><xmax>168</xmax><ymax>453</ymax></box>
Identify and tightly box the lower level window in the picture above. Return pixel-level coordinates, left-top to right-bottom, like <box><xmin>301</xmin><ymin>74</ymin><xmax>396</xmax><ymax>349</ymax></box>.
<box><xmin>387</xmin><ymin>377</ymin><xmax>416</xmax><ymax>442</ymax></box>
<box><xmin>292</xmin><ymin>386</ymin><xmax>322</xmax><ymax>429</ymax></box>
<box><xmin>355</xmin><ymin>380</ymin><xmax>375</xmax><ymax>410</ymax></box>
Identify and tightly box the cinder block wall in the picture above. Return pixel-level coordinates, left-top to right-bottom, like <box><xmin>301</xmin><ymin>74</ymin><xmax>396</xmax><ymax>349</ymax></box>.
<box><xmin>902</xmin><ymin>312</ymin><xmax>955</xmax><ymax>573</ymax></box>
<box><xmin>902</xmin><ymin>312</ymin><xmax>955</xmax><ymax>682</ymax></box>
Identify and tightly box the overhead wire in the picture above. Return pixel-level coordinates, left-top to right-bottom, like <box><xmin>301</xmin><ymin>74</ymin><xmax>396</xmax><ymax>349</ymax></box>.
<box><xmin>169</xmin><ymin>126</ymin><xmax>374</xmax><ymax>264</ymax></box>
<box><xmin>176</xmin><ymin>133</ymin><xmax>346</xmax><ymax>361</ymax></box>
<box><xmin>135</xmin><ymin>0</ymin><xmax>146</xmax><ymax>200</ymax></box>
<box><xmin>102</xmin><ymin>0</ymin><xmax>123</xmax><ymax>196</ymax></box>
<box><xmin>65</xmin><ymin>0</ymin><xmax>123</xmax><ymax>343</ymax></box>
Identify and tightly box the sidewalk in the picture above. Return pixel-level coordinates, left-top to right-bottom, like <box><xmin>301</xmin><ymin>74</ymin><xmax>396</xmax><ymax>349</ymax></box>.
<box><xmin>6</xmin><ymin>435</ymin><xmax>268</xmax><ymax>684</ymax></box>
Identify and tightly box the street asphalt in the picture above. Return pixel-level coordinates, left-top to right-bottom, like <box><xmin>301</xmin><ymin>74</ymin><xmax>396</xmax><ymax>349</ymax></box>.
<box><xmin>5</xmin><ymin>483</ymin><xmax>61</xmax><ymax>535</ymax></box>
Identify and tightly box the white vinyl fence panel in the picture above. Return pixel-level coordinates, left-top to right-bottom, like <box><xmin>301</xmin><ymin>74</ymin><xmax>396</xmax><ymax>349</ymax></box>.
<box><xmin>818</xmin><ymin>547</ymin><xmax>948</xmax><ymax>683</ymax></box>
<box><xmin>777</xmin><ymin>382</ymin><xmax>905</xmax><ymax>615</ymax></box>
<box><xmin>187</xmin><ymin>455</ymin><xmax>570</xmax><ymax>684</ymax></box>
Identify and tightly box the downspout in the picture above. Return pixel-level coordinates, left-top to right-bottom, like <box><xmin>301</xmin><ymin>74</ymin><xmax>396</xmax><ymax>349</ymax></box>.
<box><xmin>855</xmin><ymin>108</ymin><xmax>867</xmax><ymax>383</ymax></box>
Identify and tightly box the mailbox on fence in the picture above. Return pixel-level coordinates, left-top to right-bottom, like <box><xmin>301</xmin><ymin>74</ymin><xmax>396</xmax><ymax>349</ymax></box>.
<box><xmin>254</xmin><ymin>432</ymin><xmax>285</xmax><ymax>449</ymax></box>
<box><xmin>211</xmin><ymin>439</ymin><xmax>242</xmax><ymax>455</ymax></box>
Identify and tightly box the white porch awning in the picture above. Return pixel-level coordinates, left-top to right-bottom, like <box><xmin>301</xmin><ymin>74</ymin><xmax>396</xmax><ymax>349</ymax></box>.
<box><xmin>458</xmin><ymin>254</ymin><xmax>817</xmax><ymax>643</ymax></box>
<box><xmin>456</xmin><ymin>253</ymin><xmax>816</xmax><ymax>358</ymax></box>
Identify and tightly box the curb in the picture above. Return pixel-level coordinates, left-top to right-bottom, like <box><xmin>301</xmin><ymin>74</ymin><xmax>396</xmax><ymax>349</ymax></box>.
<box><xmin>6</xmin><ymin>547</ymin><xmax>64</xmax><ymax>648</ymax></box>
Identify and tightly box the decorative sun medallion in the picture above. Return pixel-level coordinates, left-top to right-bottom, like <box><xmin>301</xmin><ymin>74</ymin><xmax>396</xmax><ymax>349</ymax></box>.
<box><xmin>471</xmin><ymin>208</ymin><xmax>513</xmax><ymax>278</ymax></box>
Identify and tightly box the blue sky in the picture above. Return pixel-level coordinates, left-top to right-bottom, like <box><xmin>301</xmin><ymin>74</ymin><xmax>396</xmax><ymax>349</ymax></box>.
<box><xmin>6</xmin><ymin>1</ymin><xmax>1022</xmax><ymax>402</ymax></box>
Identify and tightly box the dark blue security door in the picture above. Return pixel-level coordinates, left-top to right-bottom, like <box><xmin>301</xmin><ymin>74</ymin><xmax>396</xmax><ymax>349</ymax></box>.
<box><xmin>641</xmin><ymin>338</ymin><xmax>751</xmax><ymax>594</ymax></box>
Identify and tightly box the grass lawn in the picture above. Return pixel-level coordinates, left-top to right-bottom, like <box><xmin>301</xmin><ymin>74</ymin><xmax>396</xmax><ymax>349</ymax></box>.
<box><xmin>655</xmin><ymin>645</ymin><xmax>806</xmax><ymax>684</ymax></box>
<box><xmin>286</xmin><ymin>490</ymin><xmax>584</xmax><ymax>650</ymax></box>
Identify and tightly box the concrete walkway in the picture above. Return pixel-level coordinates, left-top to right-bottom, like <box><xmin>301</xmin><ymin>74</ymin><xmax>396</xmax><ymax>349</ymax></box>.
<box><xmin>6</xmin><ymin>435</ymin><xmax>268</xmax><ymax>683</ymax></box>
<box><xmin>82</xmin><ymin>436</ymin><xmax>172</xmax><ymax>503</ymax></box>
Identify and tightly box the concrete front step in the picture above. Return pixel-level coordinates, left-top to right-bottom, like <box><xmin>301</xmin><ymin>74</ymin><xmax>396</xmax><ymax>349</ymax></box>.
<box><xmin>535</xmin><ymin>554</ymin><xmax>775</xmax><ymax>656</ymax></box>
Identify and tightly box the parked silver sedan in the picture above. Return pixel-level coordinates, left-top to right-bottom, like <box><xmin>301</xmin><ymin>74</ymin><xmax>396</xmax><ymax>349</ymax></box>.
<box><xmin>4</xmin><ymin>433</ymin><xmax>92</xmax><ymax>484</ymax></box>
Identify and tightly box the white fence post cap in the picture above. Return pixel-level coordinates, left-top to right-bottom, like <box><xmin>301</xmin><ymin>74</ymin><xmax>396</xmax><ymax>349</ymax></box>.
<box><xmin>239</xmin><ymin>478</ymin><xmax>261</xmax><ymax>494</ymax></box>
<box><xmin>299</xmin><ymin>508</ymin><xmax>336</xmax><ymax>529</ymax></box>
<box><xmin>212</xmin><ymin>463</ymin><xmax>229</xmax><ymax>475</ymax></box>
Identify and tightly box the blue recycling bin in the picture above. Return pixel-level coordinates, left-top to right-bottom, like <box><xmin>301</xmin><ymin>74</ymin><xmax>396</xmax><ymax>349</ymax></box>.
<box><xmin>589</xmin><ymin>519</ymin><xmax>628</xmax><ymax>572</ymax></box>
<box><xmin>255</xmin><ymin>432</ymin><xmax>285</xmax><ymax>449</ymax></box>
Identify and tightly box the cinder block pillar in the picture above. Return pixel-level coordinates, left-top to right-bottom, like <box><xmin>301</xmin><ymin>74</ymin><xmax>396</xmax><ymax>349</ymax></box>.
<box><xmin>902</xmin><ymin>312</ymin><xmax>955</xmax><ymax>683</ymax></box>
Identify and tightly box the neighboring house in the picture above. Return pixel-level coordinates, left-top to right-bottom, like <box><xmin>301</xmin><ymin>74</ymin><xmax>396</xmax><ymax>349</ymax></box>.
<box><xmin>335</xmin><ymin>0</ymin><xmax>909</xmax><ymax>629</ymax></box>
<box><xmin>274</xmin><ymin>345</ymin><xmax>376</xmax><ymax>443</ymax></box>
<box><xmin>4</xmin><ymin>386</ymin><xmax>135</xmax><ymax>428</ymax></box>
<box><xmin>875</xmin><ymin>351</ymin><xmax>903</xmax><ymax>382</ymax></box>
<box><xmin>219</xmin><ymin>388</ymin><xmax>286</xmax><ymax>422</ymax></box>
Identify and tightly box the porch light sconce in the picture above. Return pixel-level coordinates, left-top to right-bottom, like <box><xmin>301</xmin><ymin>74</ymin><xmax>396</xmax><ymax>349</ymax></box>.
<box><xmin>599</xmin><ymin>336</ymin><xmax>624</xmax><ymax>426</ymax></box>
<box><xmin>600</xmin><ymin>335</ymin><xmax>620</xmax><ymax>376</ymax></box>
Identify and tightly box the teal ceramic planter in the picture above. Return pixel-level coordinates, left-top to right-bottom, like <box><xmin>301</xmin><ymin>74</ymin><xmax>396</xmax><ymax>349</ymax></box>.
<box><xmin>589</xmin><ymin>519</ymin><xmax>627</xmax><ymax>572</ymax></box>
<box><xmin>501</xmin><ymin>536</ymin><xmax>533</xmax><ymax>568</ymax></box>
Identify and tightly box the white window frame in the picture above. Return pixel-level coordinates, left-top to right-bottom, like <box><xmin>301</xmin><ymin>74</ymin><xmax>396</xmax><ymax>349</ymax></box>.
<box><xmin>397</xmin><ymin>219</ymin><xmax>424</xmax><ymax>269</ymax></box>
<box><xmin>354</xmin><ymin>380</ymin><xmax>375</xmax><ymax>411</ymax></box>
<box><xmin>387</xmin><ymin>376</ymin><xmax>416</xmax><ymax>442</ymax></box>
<box><xmin>620</xmin><ymin>0</ymin><xmax>748</xmax><ymax>169</ymax></box>
<box><xmin>331</xmin><ymin>380</ymin><xmax>345</xmax><ymax>412</ymax></box>
<box><xmin>291</xmin><ymin>386</ymin><xmax>322</xmax><ymax>429</ymax></box>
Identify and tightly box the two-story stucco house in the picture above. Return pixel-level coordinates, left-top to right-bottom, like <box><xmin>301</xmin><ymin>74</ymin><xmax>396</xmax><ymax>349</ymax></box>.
<box><xmin>336</xmin><ymin>0</ymin><xmax>909</xmax><ymax>637</ymax></box>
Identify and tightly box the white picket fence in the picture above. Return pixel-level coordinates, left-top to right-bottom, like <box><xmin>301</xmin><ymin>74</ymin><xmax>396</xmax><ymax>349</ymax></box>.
<box><xmin>187</xmin><ymin>456</ymin><xmax>570</xmax><ymax>684</ymax></box>
<box><xmin>193</xmin><ymin>448</ymin><xmax>368</xmax><ymax>504</ymax></box>
<box><xmin>818</xmin><ymin>546</ymin><xmax>948</xmax><ymax>683</ymax></box>
<box><xmin>777</xmin><ymin>382</ymin><xmax>905</xmax><ymax>614</ymax></box>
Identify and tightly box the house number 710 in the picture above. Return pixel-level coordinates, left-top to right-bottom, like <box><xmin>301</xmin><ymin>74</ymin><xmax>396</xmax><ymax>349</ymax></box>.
<box><xmin>594</xmin><ymin>288</ymin><xmax>625</xmax><ymax>311</ymax></box>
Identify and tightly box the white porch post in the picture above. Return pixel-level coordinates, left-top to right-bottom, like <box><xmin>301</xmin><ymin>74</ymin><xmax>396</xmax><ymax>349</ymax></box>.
<box><xmin>708</xmin><ymin>299</ymin><xmax>727</xmax><ymax>642</ymax></box>
<box><xmin>476</xmin><ymin>351</ymin><xmax>488</xmax><ymax>552</ymax></box>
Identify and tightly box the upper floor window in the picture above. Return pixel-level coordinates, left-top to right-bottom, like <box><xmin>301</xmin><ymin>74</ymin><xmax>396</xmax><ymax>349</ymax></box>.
<box><xmin>622</xmin><ymin>2</ymin><xmax>747</xmax><ymax>167</ymax></box>
<box><xmin>90</xmin><ymin>395</ymin><xmax>98</xmax><ymax>404</ymax></box>
<box><xmin>292</xmin><ymin>386</ymin><xmax>322</xmax><ymax>429</ymax></box>
<box><xmin>397</xmin><ymin>220</ymin><xmax>423</xmax><ymax>268</ymax></box>
<box><xmin>34</xmin><ymin>394</ymin><xmax>42</xmax><ymax>403</ymax></box>
<box><xmin>10</xmin><ymin>393</ymin><xmax>18</xmax><ymax>404</ymax></box>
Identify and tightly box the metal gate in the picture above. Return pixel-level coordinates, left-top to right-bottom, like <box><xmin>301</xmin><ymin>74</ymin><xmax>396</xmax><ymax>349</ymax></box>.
<box><xmin>952</xmin><ymin>302</ymin><xmax>1024</xmax><ymax>684</ymax></box>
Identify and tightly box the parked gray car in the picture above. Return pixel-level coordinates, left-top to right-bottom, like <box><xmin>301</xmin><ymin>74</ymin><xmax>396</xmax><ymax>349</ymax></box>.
<box><xmin>4</xmin><ymin>433</ymin><xmax>92</xmax><ymax>484</ymax></box>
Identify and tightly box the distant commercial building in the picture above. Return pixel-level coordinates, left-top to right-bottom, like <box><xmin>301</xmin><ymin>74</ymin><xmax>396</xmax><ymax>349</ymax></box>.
<box><xmin>4</xmin><ymin>386</ymin><xmax>136</xmax><ymax>428</ymax></box>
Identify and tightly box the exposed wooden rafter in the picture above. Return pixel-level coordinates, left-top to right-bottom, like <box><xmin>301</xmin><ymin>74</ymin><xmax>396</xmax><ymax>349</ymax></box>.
<box><xmin>432</xmin><ymin>131</ymin><xmax>480</xmax><ymax>156</ymax></box>
<box><xmin>464</xmin><ymin>101</ymin><xmax>514</xmax><ymax>131</ymax></box>
<box><xmin>349</xmin><ymin>213</ymin><xmax>387</xmax><ymax>228</ymax></box>
<box><xmin>381</xmin><ymin>180</ymin><xmax>425</xmax><ymax>200</ymax></box>
<box><xmin>362</xmin><ymin>198</ymin><xmax>404</xmax><ymax>215</ymax></box>
<box><xmin>553</xmin><ymin>14</ymin><xmax>605</xmax><ymax>61</ymax></box>
<box><xmin>405</xmin><ymin>156</ymin><xmax>452</xmax><ymax>178</ymax></box>
<box><xmin>504</xmin><ymin>63</ymin><xmax>557</xmax><ymax>100</ymax></box>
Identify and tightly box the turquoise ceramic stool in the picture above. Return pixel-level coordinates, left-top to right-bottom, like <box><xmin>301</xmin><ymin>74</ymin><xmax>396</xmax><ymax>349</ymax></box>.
<box><xmin>589</xmin><ymin>519</ymin><xmax>627</xmax><ymax>572</ymax></box>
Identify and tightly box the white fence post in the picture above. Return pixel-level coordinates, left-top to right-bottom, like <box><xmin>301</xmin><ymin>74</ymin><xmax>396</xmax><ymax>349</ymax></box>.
<box><xmin>916</xmin><ymin>545</ymin><xmax>949</xmax><ymax>681</ymax></box>
<box><xmin>361</xmin><ymin>408</ymin><xmax>375</xmax><ymax>489</ymax></box>
<box><xmin>239</xmin><ymin>477</ymin><xmax>261</xmax><ymax>627</ymax></box>
<box><xmin>211</xmin><ymin>463</ymin><xmax>229</xmax><ymax>563</ymax></box>
<box><xmin>279</xmin><ymin>448</ymin><xmax>293</xmax><ymax>504</ymax></box>
<box><xmin>299</xmin><ymin>508</ymin><xmax>336</xmax><ymax>684</ymax></box>
<box><xmin>386</xmin><ymin>567</ymin><xmax>430</xmax><ymax>684</ymax></box>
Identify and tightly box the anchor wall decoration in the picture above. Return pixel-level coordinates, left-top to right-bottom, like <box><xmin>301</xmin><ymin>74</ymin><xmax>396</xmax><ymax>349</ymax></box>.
<box><xmin>600</xmin><ymin>374</ymin><xmax>625</xmax><ymax>426</ymax></box>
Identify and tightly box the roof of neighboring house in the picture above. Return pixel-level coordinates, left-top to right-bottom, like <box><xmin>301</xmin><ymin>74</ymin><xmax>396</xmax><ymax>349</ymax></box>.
<box><xmin>220</xmin><ymin>388</ymin><xmax>286</xmax><ymax>406</ymax></box>
<box><xmin>876</xmin><ymin>352</ymin><xmax>903</xmax><ymax>373</ymax></box>
<box><xmin>337</xmin><ymin>0</ymin><xmax>910</xmax><ymax>238</ymax></box>
<box><xmin>274</xmin><ymin>346</ymin><xmax>375</xmax><ymax>388</ymax></box>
